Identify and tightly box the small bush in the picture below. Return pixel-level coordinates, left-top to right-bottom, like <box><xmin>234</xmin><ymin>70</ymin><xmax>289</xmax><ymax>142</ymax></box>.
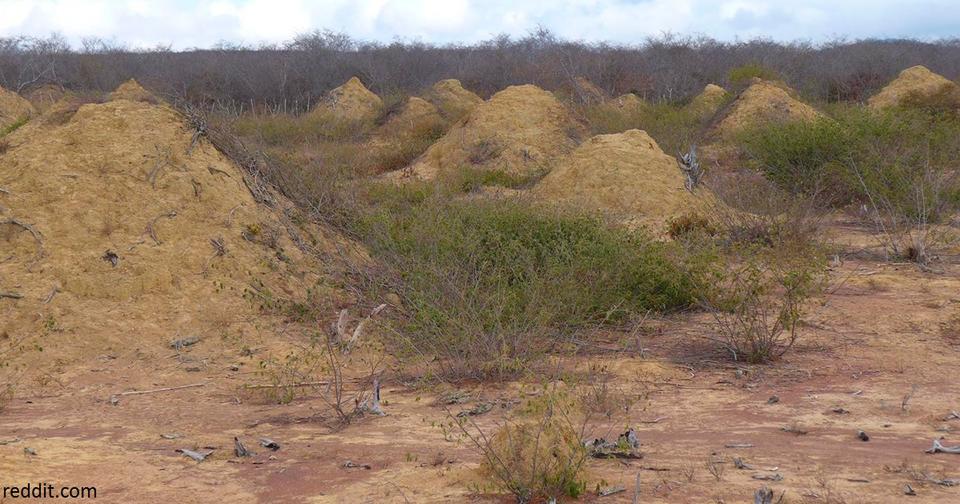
<box><xmin>699</xmin><ymin>246</ymin><xmax>826</xmax><ymax>363</ymax></box>
<box><xmin>580</xmin><ymin>101</ymin><xmax>705</xmax><ymax>156</ymax></box>
<box><xmin>354</xmin><ymin>186</ymin><xmax>700</xmax><ymax>380</ymax></box>
<box><xmin>458</xmin><ymin>388</ymin><xmax>589</xmax><ymax>502</ymax></box>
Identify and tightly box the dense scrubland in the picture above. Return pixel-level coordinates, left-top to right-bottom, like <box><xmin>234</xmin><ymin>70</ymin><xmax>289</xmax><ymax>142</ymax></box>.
<box><xmin>3</xmin><ymin>31</ymin><xmax>960</xmax><ymax>503</ymax></box>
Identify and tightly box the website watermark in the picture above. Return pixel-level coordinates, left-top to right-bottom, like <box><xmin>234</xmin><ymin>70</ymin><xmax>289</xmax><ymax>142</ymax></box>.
<box><xmin>2</xmin><ymin>482</ymin><xmax>97</xmax><ymax>500</ymax></box>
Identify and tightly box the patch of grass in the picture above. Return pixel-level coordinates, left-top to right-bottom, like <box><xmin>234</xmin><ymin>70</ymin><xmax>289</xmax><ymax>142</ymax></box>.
<box><xmin>354</xmin><ymin>184</ymin><xmax>702</xmax><ymax>380</ymax></box>
<box><xmin>580</xmin><ymin>101</ymin><xmax>709</xmax><ymax>155</ymax></box>
<box><xmin>457</xmin><ymin>387</ymin><xmax>590</xmax><ymax>502</ymax></box>
<box><xmin>0</xmin><ymin>116</ymin><xmax>29</xmax><ymax>138</ymax></box>
<box><xmin>727</xmin><ymin>62</ymin><xmax>780</xmax><ymax>89</ymax></box>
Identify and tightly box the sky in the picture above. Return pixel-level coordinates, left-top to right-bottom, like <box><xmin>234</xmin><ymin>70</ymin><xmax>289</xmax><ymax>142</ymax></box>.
<box><xmin>0</xmin><ymin>0</ymin><xmax>958</xmax><ymax>49</ymax></box>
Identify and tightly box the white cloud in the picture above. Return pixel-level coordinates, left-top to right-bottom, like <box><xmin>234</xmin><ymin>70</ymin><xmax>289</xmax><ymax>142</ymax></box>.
<box><xmin>0</xmin><ymin>0</ymin><xmax>956</xmax><ymax>49</ymax></box>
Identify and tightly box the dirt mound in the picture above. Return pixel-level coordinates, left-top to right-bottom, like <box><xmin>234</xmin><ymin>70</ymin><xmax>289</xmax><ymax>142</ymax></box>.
<box><xmin>424</xmin><ymin>79</ymin><xmax>482</xmax><ymax>121</ymax></box>
<box><xmin>0</xmin><ymin>85</ymin><xmax>35</xmax><ymax>131</ymax></box>
<box><xmin>710</xmin><ymin>79</ymin><xmax>821</xmax><ymax>137</ymax></box>
<box><xmin>532</xmin><ymin>129</ymin><xmax>703</xmax><ymax>229</ymax></box>
<box><xmin>611</xmin><ymin>93</ymin><xmax>647</xmax><ymax>111</ymax></box>
<box><xmin>392</xmin><ymin>84</ymin><xmax>581</xmax><ymax>181</ymax></box>
<box><xmin>313</xmin><ymin>76</ymin><xmax>382</xmax><ymax>122</ymax></box>
<box><xmin>563</xmin><ymin>77</ymin><xmax>607</xmax><ymax>105</ymax></box>
<box><xmin>0</xmin><ymin>96</ymin><xmax>349</xmax><ymax>378</ymax></box>
<box><xmin>23</xmin><ymin>84</ymin><xmax>68</xmax><ymax>113</ymax></box>
<box><xmin>377</xmin><ymin>97</ymin><xmax>444</xmax><ymax>138</ymax></box>
<box><xmin>109</xmin><ymin>79</ymin><xmax>157</xmax><ymax>102</ymax></box>
<box><xmin>868</xmin><ymin>65</ymin><xmax>959</xmax><ymax>109</ymax></box>
<box><xmin>687</xmin><ymin>84</ymin><xmax>727</xmax><ymax>116</ymax></box>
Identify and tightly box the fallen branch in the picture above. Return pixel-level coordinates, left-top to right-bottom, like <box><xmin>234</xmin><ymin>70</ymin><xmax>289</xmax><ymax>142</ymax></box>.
<box><xmin>944</xmin><ymin>411</ymin><xmax>960</xmax><ymax>421</ymax></box>
<box><xmin>110</xmin><ymin>382</ymin><xmax>206</xmax><ymax>405</ymax></box>
<box><xmin>925</xmin><ymin>439</ymin><xmax>960</xmax><ymax>454</ymax></box>
<box><xmin>242</xmin><ymin>381</ymin><xmax>330</xmax><ymax>390</ymax></box>
<box><xmin>344</xmin><ymin>304</ymin><xmax>388</xmax><ymax>353</ymax></box>
<box><xmin>1</xmin><ymin>218</ymin><xmax>43</xmax><ymax>261</ymax></box>
<box><xmin>0</xmin><ymin>291</ymin><xmax>23</xmax><ymax>300</ymax></box>
<box><xmin>144</xmin><ymin>211</ymin><xmax>178</xmax><ymax>245</ymax></box>
<box><xmin>42</xmin><ymin>285</ymin><xmax>59</xmax><ymax>304</ymax></box>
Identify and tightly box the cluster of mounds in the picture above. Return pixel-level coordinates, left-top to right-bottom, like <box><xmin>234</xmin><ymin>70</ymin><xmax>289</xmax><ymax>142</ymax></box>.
<box><xmin>0</xmin><ymin>80</ymin><xmax>349</xmax><ymax>377</ymax></box>
<box><xmin>0</xmin><ymin>85</ymin><xmax>35</xmax><ymax>131</ymax></box>
<box><xmin>394</xmin><ymin>84</ymin><xmax>583</xmax><ymax>181</ymax></box>
<box><xmin>312</xmin><ymin>76</ymin><xmax>383</xmax><ymax>122</ymax></box>
<box><xmin>867</xmin><ymin>65</ymin><xmax>960</xmax><ymax>109</ymax></box>
<box><xmin>533</xmin><ymin>129</ymin><xmax>704</xmax><ymax>230</ymax></box>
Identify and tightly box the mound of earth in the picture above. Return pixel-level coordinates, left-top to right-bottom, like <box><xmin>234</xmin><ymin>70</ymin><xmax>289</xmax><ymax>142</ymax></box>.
<box><xmin>710</xmin><ymin>79</ymin><xmax>821</xmax><ymax>138</ymax></box>
<box><xmin>562</xmin><ymin>77</ymin><xmax>607</xmax><ymax>105</ymax></box>
<box><xmin>23</xmin><ymin>84</ymin><xmax>68</xmax><ymax>113</ymax></box>
<box><xmin>0</xmin><ymin>85</ymin><xmax>35</xmax><ymax>131</ymax></box>
<box><xmin>611</xmin><ymin>93</ymin><xmax>647</xmax><ymax>111</ymax></box>
<box><xmin>393</xmin><ymin>84</ymin><xmax>582</xmax><ymax>181</ymax></box>
<box><xmin>0</xmin><ymin>92</ymin><xmax>350</xmax><ymax>380</ymax></box>
<box><xmin>532</xmin><ymin>129</ymin><xmax>702</xmax><ymax>230</ymax></box>
<box><xmin>313</xmin><ymin>76</ymin><xmax>382</xmax><ymax>122</ymax></box>
<box><xmin>376</xmin><ymin>97</ymin><xmax>444</xmax><ymax>139</ymax></box>
<box><xmin>868</xmin><ymin>65</ymin><xmax>959</xmax><ymax>109</ymax></box>
<box><xmin>687</xmin><ymin>84</ymin><xmax>727</xmax><ymax>116</ymax></box>
<box><xmin>109</xmin><ymin>79</ymin><xmax>157</xmax><ymax>102</ymax></box>
<box><xmin>424</xmin><ymin>79</ymin><xmax>482</xmax><ymax>121</ymax></box>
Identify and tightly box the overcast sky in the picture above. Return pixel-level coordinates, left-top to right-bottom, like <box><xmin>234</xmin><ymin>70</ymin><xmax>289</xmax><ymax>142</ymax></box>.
<box><xmin>1</xmin><ymin>0</ymin><xmax>958</xmax><ymax>49</ymax></box>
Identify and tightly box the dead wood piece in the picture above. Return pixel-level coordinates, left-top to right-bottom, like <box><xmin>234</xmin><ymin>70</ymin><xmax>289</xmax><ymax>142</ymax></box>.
<box><xmin>734</xmin><ymin>457</ymin><xmax>754</xmax><ymax>470</ymax></box>
<box><xmin>944</xmin><ymin>411</ymin><xmax>960</xmax><ymax>421</ymax></box>
<box><xmin>101</xmin><ymin>250</ymin><xmax>119</xmax><ymax>267</ymax></box>
<box><xmin>209</xmin><ymin>237</ymin><xmax>226</xmax><ymax>257</ymax></box>
<box><xmin>344</xmin><ymin>303</ymin><xmax>388</xmax><ymax>353</ymax></box>
<box><xmin>42</xmin><ymin>285</ymin><xmax>59</xmax><ymax>304</ymax></box>
<box><xmin>111</xmin><ymin>382</ymin><xmax>206</xmax><ymax>405</ymax></box>
<box><xmin>145</xmin><ymin>211</ymin><xmax>178</xmax><ymax>245</ymax></box>
<box><xmin>242</xmin><ymin>381</ymin><xmax>330</xmax><ymax>390</ymax></box>
<box><xmin>587</xmin><ymin>428</ymin><xmax>642</xmax><ymax>459</ymax></box>
<box><xmin>925</xmin><ymin>439</ymin><xmax>960</xmax><ymax>454</ymax></box>
<box><xmin>754</xmin><ymin>486</ymin><xmax>774</xmax><ymax>504</ymax></box>
<box><xmin>456</xmin><ymin>402</ymin><xmax>493</xmax><ymax>418</ymax></box>
<box><xmin>903</xmin><ymin>484</ymin><xmax>916</xmax><ymax>496</ymax></box>
<box><xmin>725</xmin><ymin>443</ymin><xmax>755</xmax><ymax>449</ymax></box>
<box><xmin>831</xmin><ymin>407</ymin><xmax>850</xmax><ymax>414</ymax></box>
<box><xmin>638</xmin><ymin>416</ymin><xmax>667</xmax><ymax>424</ymax></box>
<box><xmin>177</xmin><ymin>448</ymin><xmax>213</xmax><ymax>462</ymax></box>
<box><xmin>781</xmin><ymin>425</ymin><xmax>808</xmax><ymax>435</ymax></box>
<box><xmin>160</xmin><ymin>433</ymin><xmax>183</xmax><ymax>440</ymax></box>
<box><xmin>259</xmin><ymin>438</ymin><xmax>280</xmax><ymax>451</ymax></box>
<box><xmin>147</xmin><ymin>148</ymin><xmax>171</xmax><ymax>189</ymax></box>
<box><xmin>343</xmin><ymin>460</ymin><xmax>371</xmax><ymax>469</ymax></box>
<box><xmin>170</xmin><ymin>335</ymin><xmax>201</xmax><ymax>350</ymax></box>
<box><xmin>0</xmin><ymin>187</ymin><xmax>9</xmax><ymax>195</ymax></box>
<box><xmin>857</xmin><ymin>430</ymin><xmax>870</xmax><ymax>442</ymax></box>
<box><xmin>598</xmin><ymin>485</ymin><xmax>625</xmax><ymax>497</ymax></box>
<box><xmin>752</xmin><ymin>473</ymin><xmax>783</xmax><ymax>481</ymax></box>
<box><xmin>234</xmin><ymin>437</ymin><xmax>252</xmax><ymax>457</ymax></box>
<box><xmin>1</xmin><ymin>218</ymin><xmax>44</xmax><ymax>261</ymax></box>
<box><xmin>0</xmin><ymin>291</ymin><xmax>23</xmax><ymax>300</ymax></box>
<box><xmin>359</xmin><ymin>377</ymin><xmax>385</xmax><ymax>416</ymax></box>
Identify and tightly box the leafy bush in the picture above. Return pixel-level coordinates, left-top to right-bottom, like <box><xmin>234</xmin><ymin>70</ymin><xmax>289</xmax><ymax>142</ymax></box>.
<box><xmin>699</xmin><ymin>246</ymin><xmax>826</xmax><ymax>363</ymax></box>
<box><xmin>0</xmin><ymin>116</ymin><xmax>29</xmax><ymax>138</ymax></box>
<box><xmin>354</xmin><ymin>185</ymin><xmax>700</xmax><ymax>379</ymax></box>
<box><xmin>727</xmin><ymin>63</ymin><xmax>780</xmax><ymax>88</ymax></box>
<box><xmin>740</xmin><ymin>106</ymin><xmax>960</xmax><ymax>263</ymax></box>
<box><xmin>580</xmin><ymin>101</ymin><xmax>705</xmax><ymax>156</ymax></box>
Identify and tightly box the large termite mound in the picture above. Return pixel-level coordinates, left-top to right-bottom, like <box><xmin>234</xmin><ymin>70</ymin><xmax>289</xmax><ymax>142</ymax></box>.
<box><xmin>533</xmin><ymin>129</ymin><xmax>703</xmax><ymax>230</ymax></box>
<box><xmin>393</xmin><ymin>84</ymin><xmax>582</xmax><ymax>182</ymax></box>
<box><xmin>710</xmin><ymin>79</ymin><xmax>822</xmax><ymax>138</ymax></box>
<box><xmin>868</xmin><ymin>65</ymin><xmax>959</xmax><ymax>109</ymax></box>
<box><xmin>376</xmin><ymin>96</ymin><xmax>444</xmax><ymax>140</ymax></box>
<box><xmin>687</xmin><ymin>84</ymin><xmax>728</xmax><ymax>117</ymax></box>
<box><xmin>108</xmin><ymin>79</ymin><xmax>157</xmax><ymax>102</ymax></box>
<box><xmin>313</xmin><ymin>77</ymin><xmax>383</xmax><ymax>122</ymax></box>
<box><xmin>0</xmin><ymin>85</ymin><xmax>35</xmax><ymax>131</ymax></box>
<box><xmin>423</xmin><ymin>79</ymin><xmax>483</xmax><ymax>121</ymax></box>
<box><xmin>0</xmin><ymin>82</ymin><xmax>350</xmax><ymax>377</ymax></box>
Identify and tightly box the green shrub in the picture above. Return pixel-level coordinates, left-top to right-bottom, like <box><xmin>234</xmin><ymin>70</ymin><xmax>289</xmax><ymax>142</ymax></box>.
<box><xmin>354</xmin><ymin>185</ymin><xmax>700</xmax><ymax>379</ymax></box>
<box><xmin>728</xmin><ymin>63</ymin><xmax>780</xmax><ymax>88</ymax></box>
<box><xmin>0</xmin><ymin>116</ymin><xmax>29</xmax><ymax>138</ymax></box>
<box><xmin>582</xmin><ymin>102</ymin><xmax>704</xmax><ymax>155</ymax></box>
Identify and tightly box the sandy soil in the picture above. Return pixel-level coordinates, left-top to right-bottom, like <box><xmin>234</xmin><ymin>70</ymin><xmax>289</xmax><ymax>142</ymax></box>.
<box><xmin>3</xmin><ymin>218</ymin><xmax>960</xmax><ymax>504</ymax></box>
